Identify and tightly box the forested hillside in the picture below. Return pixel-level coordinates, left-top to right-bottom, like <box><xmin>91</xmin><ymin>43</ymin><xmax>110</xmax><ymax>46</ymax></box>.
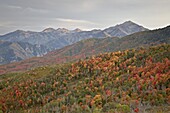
<box><xmin>0</xmin><ymin>44</ymin><xmax>169</xmax><ymax>113</ymax></box>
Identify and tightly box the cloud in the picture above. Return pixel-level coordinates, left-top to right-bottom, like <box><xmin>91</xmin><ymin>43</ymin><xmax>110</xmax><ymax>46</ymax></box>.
<box><xmin>5</xmin><ymin>4</ymin><xmax>49</xmax><ymax>14</ymax></box>
<box><xmin>25</xmin><ymin>7</ymin><xmax>49</xmax><ymax>13</ymax></box>
<box><xmin>55</xmin><ymin>18</ymin><xmax>99</xmax><ymax>25</ymax></box>
<box><xmin>7</xmin><ymin>5</ymin><xmax>22</xmax><ymax>9</ymax></box>
<box><xmin>0</xmin><ymin>0</ymin><xmax>170</xmax><ymax>34</ymax></box>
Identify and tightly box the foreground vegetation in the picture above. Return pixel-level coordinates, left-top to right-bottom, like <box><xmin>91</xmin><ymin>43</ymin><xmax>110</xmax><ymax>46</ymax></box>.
<box><xmin>0</xmin><ymin>44</ymin><xmax>170</xmax><ymax>113</ymax></box>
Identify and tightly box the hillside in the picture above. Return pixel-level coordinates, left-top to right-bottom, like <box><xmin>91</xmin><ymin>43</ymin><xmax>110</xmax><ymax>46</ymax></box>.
<box><xmin>47</xmin><ymin>25</ymin><xmax>170</xmax><ymax>57</ymax></box>
<box><xmin>0</xmin><ymin>25</ymin><xmax>169</xmax><ymax>74</ymax></box>
<box><xmin>0</xmin><ymin>40</ymin><xmax>49</xmax><ymax>65</ymax></box>
<box><xmin>0</xmin><ymin>44</ymin><xmax>169</xmax><ymax>112</ymax></box>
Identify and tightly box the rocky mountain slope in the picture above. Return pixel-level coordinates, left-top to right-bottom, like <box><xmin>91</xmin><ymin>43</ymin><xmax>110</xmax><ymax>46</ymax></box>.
<box><xmin>0</xmin><ymin>40</ymin><xmax>49</xmax><ymax>65</ymax></box>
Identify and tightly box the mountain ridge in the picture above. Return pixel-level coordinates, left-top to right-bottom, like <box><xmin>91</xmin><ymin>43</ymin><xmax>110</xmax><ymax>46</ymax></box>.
<box><xmin>0</xmin><ymin>21</ymin><xmax>148</xmax><ymax>50</ymax></box>
<box><xmin>0</xmin><ymin>21</ymin><xmax>149</xmax><ymax>65</ymax></box>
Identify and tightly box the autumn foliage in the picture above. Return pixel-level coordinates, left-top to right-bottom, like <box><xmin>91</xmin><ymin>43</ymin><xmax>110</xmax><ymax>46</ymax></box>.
<box><xmin>0</xmin><ymin>44</ymin><xmax>170</xmax><ymax>112</ymax></box>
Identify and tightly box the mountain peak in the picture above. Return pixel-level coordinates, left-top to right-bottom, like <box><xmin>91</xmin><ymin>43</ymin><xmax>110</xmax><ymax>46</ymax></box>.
<box><xmin>119</xmin><ymin>20</ymin><xmax>139</xmax><ymax>27</ymax></box>
<box><xmin>43</xmin><ymin>28</ymin><xmax>55</xmax><ymax>32</ymax></box>
<box><xmin>73</xmin><ymin>28</ymin><xmax>82</xmax><ymax>32</ymax></box>
<box><xmin>104</xmin><ymin>21</ymin><xmax>148</xmax><ymax>37</ymax></box>
<box><xmin>56</xmin><ymin>28</ymin><xmax>70</xmax><ymax>33</ymax></box>
<box><xmin>123</xmin><ymin>20</ymin><xmax>134</xmax><ymax>24</ymax></box>
<box><xmin>15</xmin><ymin>30</ymin><xmax>25</xmax><ymax>33</ymax></box>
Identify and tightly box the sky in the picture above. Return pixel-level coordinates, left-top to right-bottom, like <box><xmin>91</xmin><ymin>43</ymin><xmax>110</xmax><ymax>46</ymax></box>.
<box><xmin>0</xmin><ymin>0</ymin><xmax>169</xmax><ymax>35</ymax></box>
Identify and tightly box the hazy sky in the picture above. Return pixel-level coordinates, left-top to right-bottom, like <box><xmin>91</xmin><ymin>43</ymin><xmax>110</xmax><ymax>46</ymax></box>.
<box><xmin>0</xmin><ymin>0</ymin><xmax>169</xmax><ymax>35</ymax></box>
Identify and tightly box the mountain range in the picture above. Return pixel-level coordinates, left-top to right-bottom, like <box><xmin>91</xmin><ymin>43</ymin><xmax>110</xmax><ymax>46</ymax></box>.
<box><xmin>0</xmin><ymin>21</ymin><xmax>148</xmax><ymax>65</ymax></box>
<box><xmin>0</xmin><ymin>21</ymin><xmax>147</xmax><ymax>49</ymax></box>
<box><xmin>0</xmin><ymin>25</ymin><xmax>169</xmax><ymax>74</ymax></box>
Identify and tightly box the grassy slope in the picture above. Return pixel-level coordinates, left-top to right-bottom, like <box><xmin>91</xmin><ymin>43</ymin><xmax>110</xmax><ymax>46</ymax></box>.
<box><xmin>0</xmin><ymin>44</ymin><xmax>169</xmax><ymax>113</ymax></box>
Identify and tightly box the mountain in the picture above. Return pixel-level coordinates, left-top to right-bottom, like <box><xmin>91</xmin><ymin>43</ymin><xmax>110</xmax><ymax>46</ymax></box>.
<box><xmin>0</xmin><ymin>21</ymin><xmax>148</xmax><ymax>50</ymax></box>
<box><xmin>0</xmin><ymin>21</ymin><xmax>148</xmax><ymax>65</ymax></box>
<box><xmin>45</xmin><ymin>29</ymin><xmax>108</xmax><ymax>49</ymax></box>
<box><xmin>0</xmin><ymin>40</ymin><xmax>49</xmax><ymax>65</ymax></box>
<box><xmin>42</xmin><ymin>28</ymin><xmax>56</xmax><ymax>32</ymax></box>
<box><xmin>41</xmin><ymin>25</ymin><xmax>170</xmax><ymax>61</ymax></box>
<box><xmin>0</xmin><ymin>25</ymin><xmax>169</xmax><ymax>74</ymax></box>
<box><xmin>104</xmin><ymin>21</ymin><xmax>148</xmax><ymax>37</ymax></box>
<box><xmin>0</xmin><ymin>44</ymin><xmax>169</xmax><ymax>112</ymax></box>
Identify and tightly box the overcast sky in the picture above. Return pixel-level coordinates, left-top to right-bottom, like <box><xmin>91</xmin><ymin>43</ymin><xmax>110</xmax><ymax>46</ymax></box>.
<box><xmin>0</xmin><ymin>0</ymin><xmax>169</xmax><ymax>35</ymax></box>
